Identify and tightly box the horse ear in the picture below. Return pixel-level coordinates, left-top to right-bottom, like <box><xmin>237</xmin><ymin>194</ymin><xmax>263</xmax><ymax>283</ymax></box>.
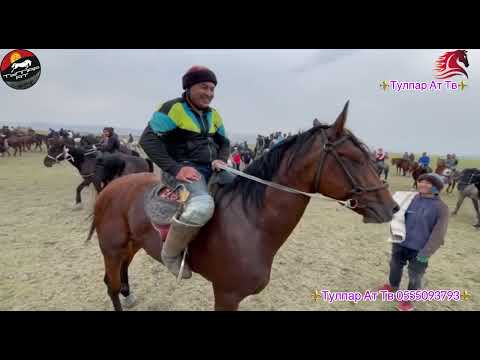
<box><xmin>313</xmin><ymin>118</ymin><xmax>320</xmax><ymax>127</ymax></box>
<box><xmin>333</xmin><ymin>100</ymin><xmax>349</xmax><ymax>137</ymax></box>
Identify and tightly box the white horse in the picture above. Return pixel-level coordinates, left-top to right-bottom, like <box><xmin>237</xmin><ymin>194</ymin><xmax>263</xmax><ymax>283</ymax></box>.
<box><xmin>11</xmin><ymin>59</ymin><xmax>32</xmax><ymax>72</ymax></box>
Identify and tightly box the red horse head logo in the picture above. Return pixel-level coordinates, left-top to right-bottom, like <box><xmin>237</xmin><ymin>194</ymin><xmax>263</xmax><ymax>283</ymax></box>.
<box><xmin>434</xmin><ymin>50</ymin><xmax>469</xmax><ymax>79</ymax></box>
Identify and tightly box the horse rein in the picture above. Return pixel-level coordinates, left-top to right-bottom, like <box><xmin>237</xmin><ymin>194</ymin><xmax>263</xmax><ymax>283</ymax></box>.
<box><xmin>217</xmin><ymin>128</ymin><xmax>387</xmax><ymax>209</ymax></box>
<box><xmin>313</xmin><ymin>128</ymin><xmax>388</xmax><ymax>209</ymax></box>
<box><xmin>47</xmin><ymin>144</ymin><xmax>100</xmax><ymax>164</ymax></box>
<box><xmin>47</xmin><ymin>146</ymin><xmax>74</xmax><ymax>163</ymax></box>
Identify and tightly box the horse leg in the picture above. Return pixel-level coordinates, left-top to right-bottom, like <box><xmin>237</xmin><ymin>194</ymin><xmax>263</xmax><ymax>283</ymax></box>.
<box><xmin>103</xmin><ymin>255</ymin><xmax>124</xmax><ymax>311</ymax></box>
<box><xmin>92</xmin><ymin>178</ymin><xmax>103</xmax><ymax>194</ymax></box>
<box><xmin>74</xmin><ymin>179</ymin><xmax>90</xmax><ymax>207</ymax></box>
<box><xmin>452</xmin><ymin>192</ymin><xmax>466</xmax><ymax>216</ymax></box>
<box><xmin>119</xmin><ymin>244</ymin><xmax>140</xmax><ymax>308</ymax></box>
<box><xmin>213</xmin><ymin>285</ymin><xmax>243</xmax><ymax>311</ymax></box>
<box><xmin>472</xmin><ymin>199</ymin><xmax>480</xmax><ymax>226</ymax></box>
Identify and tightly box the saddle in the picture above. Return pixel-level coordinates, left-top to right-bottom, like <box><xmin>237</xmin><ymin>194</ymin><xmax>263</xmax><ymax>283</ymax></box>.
<box><xmin>144</xmin><ymin>171</ymin><xmax>236</xmax><ymax>239</ymax></box>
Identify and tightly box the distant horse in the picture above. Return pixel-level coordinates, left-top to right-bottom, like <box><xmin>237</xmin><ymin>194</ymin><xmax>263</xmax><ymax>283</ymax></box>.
<box><xmin>48</xmin><ymin>135</ymin><xmax>75</xmax><ymax>149</ymax></box>
<box><xmin>392</xmin><ymin>158</ymin><xmax>410</xmax><ymax>176</ymax></box>
<box><xmin>5</xmin><ymin>135</ymin><xmax>23</xmax><ymax>156</ymax></box>
<box><xmin>32</xmin><ymin>134</ymin><xmax>44</xmax><ymax>152</ymax></box>
<box><xmin>86</xmin><ymin>101</ymin><xmax>399</xmax><ymax>311</ymax></box>
<box><xmin>0</xmin><ymin>136</ymin><xmax>10</xmax><ymax>157</ymax></box>
<box><xmin>411</xmin><ymin>163</ymin><xmax>432</xmax><ymax>189</ymax></box>
<box><xmin>43</xmin><ymin>144</ymin><xmax>154</xmax><ymax>206</ymax></box>
<box><xmin>451</xmin><ymin>168</ymin><xmax>480</xmax><ymax>226</ymax></box>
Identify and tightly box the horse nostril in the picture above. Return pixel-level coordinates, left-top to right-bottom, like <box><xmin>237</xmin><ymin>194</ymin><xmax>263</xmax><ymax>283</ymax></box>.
<box><xmin>393</xmin><ymin>205</ymin><xmax>400</xmax><ymax>214</ymax></box>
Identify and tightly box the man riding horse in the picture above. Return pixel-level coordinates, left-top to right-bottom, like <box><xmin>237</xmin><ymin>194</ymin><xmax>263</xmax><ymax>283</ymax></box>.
<box><xmin>139</xmin><ymin>65</ymin><xmax>233</xmax><ymax>279</ymax></box>
<box><xmin>95</xmin><ymin>127</ymin><xmax>121</xmax><ymax>184</ymax></box>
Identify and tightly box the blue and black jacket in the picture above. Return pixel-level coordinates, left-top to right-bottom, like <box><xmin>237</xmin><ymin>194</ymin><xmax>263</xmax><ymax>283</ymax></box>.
<box><xmin>139</xmin><ymin>94</ymin><xmax>230</xmax><ymax>176</ymax></box>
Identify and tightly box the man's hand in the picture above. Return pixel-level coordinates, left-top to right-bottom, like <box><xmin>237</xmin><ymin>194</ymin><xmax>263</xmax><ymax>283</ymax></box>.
<box><xmin>176</xmin><ymin>166</ymin><xmax>201</xmax><ymax>183</ymax></box>
<box><xmin>416</xmin><ymin>255</ymin><xmax>429</xmax><ymax>263</ymax></box>
<box><xmin>212</xmin><ymin>160</ymin><xmax>228</xmax><ymax>172</ymax></box>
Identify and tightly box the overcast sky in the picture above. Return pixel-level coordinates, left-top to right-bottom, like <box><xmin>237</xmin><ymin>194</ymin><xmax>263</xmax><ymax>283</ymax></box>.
<box><xmin>1</xmin><ymin>49</ymin><xmax>477</xmax><ymax>155</ymax></box>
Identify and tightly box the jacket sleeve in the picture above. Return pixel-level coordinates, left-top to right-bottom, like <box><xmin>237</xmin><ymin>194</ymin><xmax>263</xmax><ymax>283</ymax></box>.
<box><xmin>418</xmin><ymin>202</ymin><xmax>449</xmax><ymax>257</ymax></box>
<box><xmin>139</xmin><ymin>112</ymin><xmax>182</xmax><ymax>176</ymax></box>
<box><xmin>211</xmin><ymin>112</ymin><xmax>230</xmax><ymax>162</ymax></box>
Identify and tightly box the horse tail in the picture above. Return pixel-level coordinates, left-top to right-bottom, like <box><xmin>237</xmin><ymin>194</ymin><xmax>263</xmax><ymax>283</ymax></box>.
<box><xmin>146</xmin><ymin>159</ymin><xmax>154</xmax><ymax>173</ymax></box>
<box><xmin>85</xmin><ymin>180</ymin><xmax>100</xmax><ymax>242</ymax></box>
<box><xmin>85</xmin><ymin>213</ymin><xmax>96</xmax><ymax>242</ymax></box>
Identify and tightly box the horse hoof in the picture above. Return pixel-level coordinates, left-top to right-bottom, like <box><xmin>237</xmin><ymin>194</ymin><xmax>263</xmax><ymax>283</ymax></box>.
<box><xmin>121</xmin><ymin>293</ymin><xmax>137</xmax><ymax>308</ymax></box>
<box><xmin>72</xmin><ymin>203</ymin><xmax>83</xmax><ymax>211</ymax></box>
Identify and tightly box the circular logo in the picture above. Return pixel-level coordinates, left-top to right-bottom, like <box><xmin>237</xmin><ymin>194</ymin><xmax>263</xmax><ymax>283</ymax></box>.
<box><xmin>1</xmin><ymin>49</ymin><xmax>41</xmax><ymax>90</ymax></box>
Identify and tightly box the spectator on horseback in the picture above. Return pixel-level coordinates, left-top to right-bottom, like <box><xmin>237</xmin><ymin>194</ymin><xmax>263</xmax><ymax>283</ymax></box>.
<box><xmin>380</xmin><ymin>172</ymin><xmax>449</xmax><ymax>311</ymax></box>
<box><xmin>94</xmin><ymin>127</ymin><xmax>121</xmax><ymax>183</ymax></box>
<box><xmin>418</xmin><ymin>152</ymin><xmax>430</xmax><ymax>168</ymax></box>
<box><xmin>139</xmin><ymin>65</ymin><xmax>232</xmax><ymax>279</ymax></box>
<box><xmin>409</xmin><ymin>153</ymin><xmax>415</xmax><ymax>162</ymax></box>
<box><xmin>402</xmin><ymin>152</ymin><xmax>409</xmax><ymax>160</ymax></box>
<box><xmin>97</xmin><ymin>127</ymin><xmax>120</xmax><ymax>154</ymax></box>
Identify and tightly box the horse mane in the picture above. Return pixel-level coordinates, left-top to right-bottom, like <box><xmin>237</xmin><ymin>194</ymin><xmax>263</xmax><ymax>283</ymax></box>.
<box><xmin>216</xmin><ymin>123</ymin><xmax>371</xmax><ymax>214</ymax></box>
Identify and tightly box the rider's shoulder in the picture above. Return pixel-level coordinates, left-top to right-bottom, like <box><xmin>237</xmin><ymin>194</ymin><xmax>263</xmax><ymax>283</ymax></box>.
<box><xmin>157</xmin><ymin>98</ymin><xmax>184</xmax><ymax>114</ymax></box>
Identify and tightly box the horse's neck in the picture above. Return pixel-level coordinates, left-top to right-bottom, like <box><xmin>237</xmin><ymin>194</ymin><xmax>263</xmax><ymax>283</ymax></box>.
<box><xmin>69</xmin><ymin>149</ymin><xmax>85</xmax><ymax>170</ymax></box>
<box><xmin>254</xmin><ymin>159</ymin><xmax>312</xmax><ymax>251</ymax></box>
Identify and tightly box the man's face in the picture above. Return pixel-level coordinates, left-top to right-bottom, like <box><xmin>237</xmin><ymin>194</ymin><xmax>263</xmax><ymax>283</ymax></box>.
<box><xmin>103</xmin><ymin>130</ymin><xmax>109</xmax><ymax>137</ymax></box>
<box><xmin>417</xmin><ymin>180</ymin><xmax>433</xmax><ymax>195</ymax></box>
<box><xmin>188</xmin><ymin>82</ymin><xmax>215</xmax><ymax>109</ymax></box>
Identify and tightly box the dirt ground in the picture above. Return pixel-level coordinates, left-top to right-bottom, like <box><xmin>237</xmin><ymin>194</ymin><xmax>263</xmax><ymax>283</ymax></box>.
<box><xmin>1</xmin><ymin>152</ymin><xmax>479</xmax><ymax>311</ymax></box>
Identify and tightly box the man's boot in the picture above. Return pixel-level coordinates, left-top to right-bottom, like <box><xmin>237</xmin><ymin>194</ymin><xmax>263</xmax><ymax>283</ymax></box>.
<box><xmin>161</xmin><ymin>217</ymin><xmax>202</xmax><ymax>279</ymax></box>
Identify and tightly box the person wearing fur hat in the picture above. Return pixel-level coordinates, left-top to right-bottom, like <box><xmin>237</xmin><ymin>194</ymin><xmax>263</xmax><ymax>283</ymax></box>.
<box><xmin>379</xmin><ymin>172</ymin><xmax>449</xmax><ymax>311</ymax></box>
<box><xmin>139</xmin><ymin>65</ymin><xmax>232</xmax><ymax>279</ymax></box>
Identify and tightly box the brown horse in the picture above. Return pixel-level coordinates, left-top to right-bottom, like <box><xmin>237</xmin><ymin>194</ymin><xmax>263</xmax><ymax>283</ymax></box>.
<box><xmin>87</xmin><ymin>102</ymin><xmax>399</xmax><ymax>311</ymax></box>
<box><xmin>6</xmin><ymin>136</ymin><xmax>23</xmax><ymax>156</ymax></box>
<box><xmin>0</xmin><ymin>136</ymin><xmax>9</xmax><ymax>157</ymax></box>
<box><xmin>391</xmin><ymin>158</ymin><xmax>410</xmax><ymax>176</ymax></box>
<box><xmin>411</xmin><ymin>163</ymin><xmax>432</xmax><ymax>189</ymax></box>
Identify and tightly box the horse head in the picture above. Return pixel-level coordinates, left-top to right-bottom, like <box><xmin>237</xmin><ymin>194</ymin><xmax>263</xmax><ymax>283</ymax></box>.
<box><xmin>43</xmin><ymin>144</ymin><xmax>74</xmax><ymax>167</ymax></box>
<box><xmin>304</xmin><ymin>101</ymin><xmax>398</xmax><ymax>223</ymax></box>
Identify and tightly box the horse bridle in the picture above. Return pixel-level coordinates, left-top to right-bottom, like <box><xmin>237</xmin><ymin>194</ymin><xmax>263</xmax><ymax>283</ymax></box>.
<box><xmin>47</xmin><ymin>146</ymin><xmax>74</xmax><ymax>163</ymax></box>
<box><xmin>313</xmin><ymin>128</ymin><xmax>388</xmax><ymax>209</ymax></box>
